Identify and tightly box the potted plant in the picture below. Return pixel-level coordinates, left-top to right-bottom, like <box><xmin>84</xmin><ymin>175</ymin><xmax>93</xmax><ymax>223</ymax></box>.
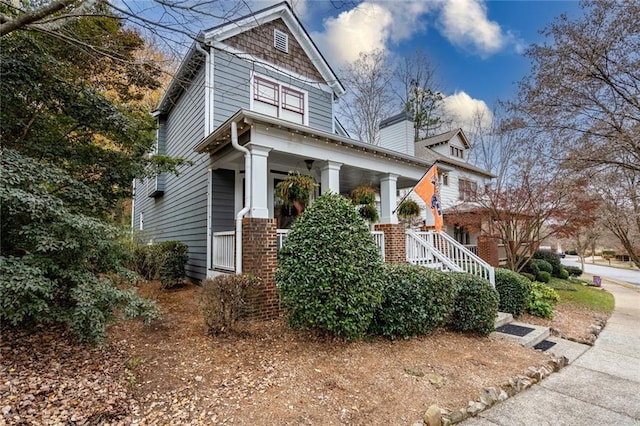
<box><xmin>397</xmin><ymin>199</ymin><xmax>421</xmax><ymax>219</ymax></box>
<box><xmin>350</xmin><ymin>185</ymin><xmax>379</xmax><ymax>224</ymax></box>
<box><xmin>275</xmin><ymin>172</ymin><xmax>316</xmax><ymax>215</ymax></box>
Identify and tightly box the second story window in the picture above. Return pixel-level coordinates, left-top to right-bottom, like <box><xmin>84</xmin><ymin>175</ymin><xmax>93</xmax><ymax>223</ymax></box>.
<box><xmin>252</xmin><ymin>74</ymin><xmax>307</xmax><ymax>125</ymax></box>
<box><xmin>459</xmin><ymin>178</ymin><xmax>477</xmax><ymax>201</ymax></box>
<box><xmin>441</xmin><ymin>173</ymin><xmax>449</xmax><ymax>186</ymax></box>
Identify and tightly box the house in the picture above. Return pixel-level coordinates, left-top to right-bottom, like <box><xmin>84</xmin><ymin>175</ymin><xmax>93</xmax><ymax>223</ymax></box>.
<box><xmin>132</xmin><ymin>2</ymin><xmax>494</xmax><ymax>317</ymax></box>
<box><xmin>379</xmin><ymin>116</ymin><xmax>496</xmax><ymax>257</ymax></box>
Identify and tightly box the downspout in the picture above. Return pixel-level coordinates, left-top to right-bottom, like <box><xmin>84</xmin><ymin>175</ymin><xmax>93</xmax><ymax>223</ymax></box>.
<box><xmin>232</xmin><ymin>121</ymin><xmax>251</xmax><ymax>274</ymax></box>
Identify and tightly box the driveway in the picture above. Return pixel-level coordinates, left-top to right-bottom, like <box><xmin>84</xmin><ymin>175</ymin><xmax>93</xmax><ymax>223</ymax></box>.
<box><xmin>562</xmin><ymin>255</ymin><xmax>640</xmax><ymax>287</ymax></box>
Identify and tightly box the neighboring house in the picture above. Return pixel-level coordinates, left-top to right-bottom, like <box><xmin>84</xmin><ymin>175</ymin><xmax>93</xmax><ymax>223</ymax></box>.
<box><xmin>132</xmin><ymin>3</ymin><xmax>494</xmax><ymax>316</ymax></box>
<box><xmin>379</xmin><ymin>115</ymin><xmax>495</xmax><ymax>254</ymax></box>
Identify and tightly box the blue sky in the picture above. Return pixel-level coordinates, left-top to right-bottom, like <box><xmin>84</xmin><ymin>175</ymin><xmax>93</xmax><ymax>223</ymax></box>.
<box><xmin>277</xmin><ymin>0</ymin><xmax>583</xmax><ymax>127</ymax></box>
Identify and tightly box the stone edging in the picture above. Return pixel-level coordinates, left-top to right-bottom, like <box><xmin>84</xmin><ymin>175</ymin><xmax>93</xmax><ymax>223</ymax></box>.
<box><xmin>415</xmin><ymin>316</ymin><xmax>608</xmax><ymax>426</ymax></box>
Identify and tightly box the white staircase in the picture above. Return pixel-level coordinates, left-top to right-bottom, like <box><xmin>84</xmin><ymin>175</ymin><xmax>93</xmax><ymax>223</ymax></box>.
<box><xmin>406</xmin><ymin>230</ymin><xmax>495</xmax><ymax>287</ymax></box>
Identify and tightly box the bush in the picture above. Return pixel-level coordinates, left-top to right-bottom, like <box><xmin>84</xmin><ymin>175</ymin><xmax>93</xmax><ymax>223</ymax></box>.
<box><xmin>533</xmin><ymin>250</ymin><xmax>564</xmax><ymax>277</ymax></box>
<box><xmin>565</xmin><ymin>266</ymin><xmax>583</xmax><ymax>277</ymax></box>
<box><xmin>527</xmin><ymin>282</ymin><xmax>560</xmax><ymax>318</ymax></box>
<box><xmin>448</xmin><ymin>273</ymin><xmax>499</xmax><ymax>336</ymax></box>
<box><xmin>520</xmin><ymin>272</ymin><xmax>535</xmax><ymax>282</ymax></box>
<box><xmin>200</xmin><ymin>274</ymin><xmax>260</xmax><ymax>334</ymax></box>
<box><xmin>370</xmin><ymin>265</ymin><xmax>457</xmax><ymax>339</ymax></box>
<box><xmin>558</xmin><ymin>268</ymin><xmax>569</xmax><ymax>279</ymax></box>
<box><xmin>495</xmin><ymin>269</ymin><xmax>532</xmax><ymax>317</ymax></box>
<box><xmin>276</xmin><ymin>193</ymin><xmax>385</xmax><ymax>340</ymax></box>
<box><xmin>537</xmin><ymin>271</ymin><xmax>551</xmax><ymax>283</ymax></box>
<box><xmin>131</xmin><ymin>241</ymin><xmax>189</xmax><ymax>288</ymax></box>
<box><xmin>530</xmin><ymin>259</ymin><xmax>553</xmax><ymax>275</ymax></box>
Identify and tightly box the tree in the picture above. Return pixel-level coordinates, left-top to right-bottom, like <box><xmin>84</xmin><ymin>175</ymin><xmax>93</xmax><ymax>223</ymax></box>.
<box><xmin>0</xmin><ymin>8</ymin><xmax>185</xmax><ymax>343</ymax></box>
<box><xmin>395</xmin><ymin>49</ymin><xmax>445</xmax><ymax>140</ymax></box>
<box><xmin>508</xmin><ymin>0</ymin><xmax>640</xmax><ymax>173</ymax></box>
<box><xmin>338</xmin><ymin>50</ymin><xmax>396</xmax><ymax>145</ymax></box>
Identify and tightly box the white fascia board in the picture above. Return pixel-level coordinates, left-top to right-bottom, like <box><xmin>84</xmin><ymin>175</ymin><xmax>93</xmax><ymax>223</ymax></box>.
<box><xmin>203</xmin><ymin>5</ymin><xmax>344</xmax><ymax>98</ymax></box>
<box><xmin>250</xmin><ymin>124</ymin><xmax>426</xmax><ymax>180</ymax></box>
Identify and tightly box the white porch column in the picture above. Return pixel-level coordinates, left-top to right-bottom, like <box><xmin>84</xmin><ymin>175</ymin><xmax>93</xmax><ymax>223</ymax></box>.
<box><xmin>320</xmin><ymin>160</ymin><xmax>342</xmax><ymax>194</ymax></box>
<box><xmin>249</xmin><ymin>144</ymin><xmax>271</xmax><ymax>218</ymax></box>
<box><xmin>380</xmin><ymin>173</ymin><xmax>399</xmax><ymax>224</ymax></box>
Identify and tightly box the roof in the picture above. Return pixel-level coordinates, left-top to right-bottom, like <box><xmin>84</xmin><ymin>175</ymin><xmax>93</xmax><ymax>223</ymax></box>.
<box><xmin>155</xmin><ymin>2</ymin><xmax>344</xmax><ymax>114</ymax></box>
<box><xmin>418</xmin><ymin>128</ymin><xmax>470</xmax><ymax>149</ymax></box>
<box><xmin>194</xmin><ymin>109</ymin><xmax>430</xmax><ymax>169</ymax></box>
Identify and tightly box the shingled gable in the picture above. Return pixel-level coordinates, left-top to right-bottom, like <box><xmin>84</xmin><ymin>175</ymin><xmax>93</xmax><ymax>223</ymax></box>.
<box><xmin>155</xmin><ymin>2</ymin><xmax>344</xmax><ymax>115</ymax></box>
<box><xmin>202</xmin><ymin>1</ymin><xmax>344</xmax><ymax>96</ymax></box>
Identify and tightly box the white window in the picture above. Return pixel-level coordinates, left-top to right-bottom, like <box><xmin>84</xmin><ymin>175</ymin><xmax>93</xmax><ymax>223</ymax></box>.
<box><xmin>441</xmin><ymin>173</ymin><xmax>449</xmax><ymax>186</ymax></box>
<box><xmin>251</xmin><ymin>74</ymin><xmax>307</xmax><ymax>125</ymax></box>
<box><xmin>274</xmin><ymin>29</ymin><xmax>289</xmax><ymax>53</ymax></box>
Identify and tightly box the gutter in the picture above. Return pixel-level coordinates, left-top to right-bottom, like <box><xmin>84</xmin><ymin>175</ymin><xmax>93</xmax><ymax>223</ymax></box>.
<box><xmin>231</xmin><ymin>121</ymin><xmax>251</xmax><ymax>274</ymax></box>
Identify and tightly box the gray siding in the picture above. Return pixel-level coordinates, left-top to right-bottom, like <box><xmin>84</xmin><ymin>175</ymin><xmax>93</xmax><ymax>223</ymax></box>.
<box><xmin>213</xmin><ymin>50</ymin><xmax>334</xmax><ymax>133</ymax></box>
<box><xmin>133</xmin><ymin>65</ymin><xmax>210</xmax><ymax>281</ymax></box>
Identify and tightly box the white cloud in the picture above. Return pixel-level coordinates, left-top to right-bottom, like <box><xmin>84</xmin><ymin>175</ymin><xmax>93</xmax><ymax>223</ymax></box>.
<box><xmin>442</xmin><ymin>91</ymin><xmax>493</xmax><ymax>130</ymax></box>
<box><xmin>437</xmin><ymin>0</ymin><xmax>507</xmax><ymax>57</ymax></box>
<box><xmin>312</xmin><ymin>2</ymin><xmax>393</xmax><ymax>66</ymax></box>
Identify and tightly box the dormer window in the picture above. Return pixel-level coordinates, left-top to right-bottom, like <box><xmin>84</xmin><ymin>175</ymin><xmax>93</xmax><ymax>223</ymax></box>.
<box><xmin>450</xmin><ymin>146</ymin><xmax>464</xmax><ymax>159</ymax></box>
<box><xmin>274</xmin><ymin>29</ymin><xmax>289</xmax><ymax>53</ymax></box>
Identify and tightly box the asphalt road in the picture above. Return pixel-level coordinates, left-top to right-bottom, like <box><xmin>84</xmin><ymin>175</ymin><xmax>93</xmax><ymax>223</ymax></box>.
<box><xmin>562</xmin><ymin>255</ymin><xmax>640</xmax><ymax>287</ymax></box>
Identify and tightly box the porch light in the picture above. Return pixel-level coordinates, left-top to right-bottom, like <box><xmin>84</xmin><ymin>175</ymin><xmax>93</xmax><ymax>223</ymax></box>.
<box><xmin>304</xmin><ymin>159</ymin><xmax>314</xmax><ymax>171</ymax></box>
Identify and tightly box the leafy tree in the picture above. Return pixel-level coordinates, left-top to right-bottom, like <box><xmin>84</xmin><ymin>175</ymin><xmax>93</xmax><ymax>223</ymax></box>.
<box><xmin>0</xmin><ymin>8</ymin><xmax>185</xmax><ymax>343</ymax></box>
<box><xmin>395</xmin><ymin>49</ymin><xmax>445</xmax><ymax>140</ymax></box>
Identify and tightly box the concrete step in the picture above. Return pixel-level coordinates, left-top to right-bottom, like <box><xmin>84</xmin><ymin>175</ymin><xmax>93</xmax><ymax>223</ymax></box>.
<box><xmin>494</xmin><ymin>312</ymin><xmax>514</xmax><ymax>329</ymax></box>
<box><xmin>534</xmin><ymin>336</ymin><xmax>591</xmax><ymax>364</ymax></box>
<box><xmin>491</xmin><ymin>321</ymin><xmax>550</xmax><ymax>348</ymax></box>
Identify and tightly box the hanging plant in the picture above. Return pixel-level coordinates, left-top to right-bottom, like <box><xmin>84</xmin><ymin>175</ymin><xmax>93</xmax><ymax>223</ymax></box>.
<box><xmin>397</xmin><ymin>199</ymin><xmax>421</xmax><ymax>219</ymax></box>
<box><xmin>275</xmin><ymin>172</ymin><xmax>316</xmax><ymax>215</ymax></box>
<box><xmin>349</xmin><ymin>185</ymin><xmax>376</xmax><ymax>205</ymax></box>
<box><xmin>357</xmin><ymin>203</ymin><xmax>379</xmax><ymax>223</ymax></box>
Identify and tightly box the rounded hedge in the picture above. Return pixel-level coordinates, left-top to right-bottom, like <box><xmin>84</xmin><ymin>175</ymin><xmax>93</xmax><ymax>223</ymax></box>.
<box><xmin>370</xmin><ymin>264</ymin><xmax>457</xmax><ymax>339</ymax></box>
<box><xmin>533</xmin><ymin>250</ymin><xmax>564</xmax><ymax>277</ymax></box>
<box><xmin>495</xmin><ymin>268</ymin><xmax>532</xmax><ymax>317</ymax></box>
<box><xmin>448</xmin><ymin>273</ymin><xmax>499</xmax><ymax>336</ymax></box>
<box><xmin>276</xmin><ymin>193</ymin><xmax>385</xmax><ymax>340</ymax></box>
<box><xmin>565</xmin><ymin>266</ymin><xmax>583</xmax><ymax>277</ymax></box>
<box><xmin>530</xmin><ymin>259</ymin><xmax>553</xmax><ymax>275</ymax></box>
<box><xmin>537</xmin><ymin>271</ymin><xmax>552</xmax><ymax>283</ymax></box>
<box><xmin>520</xmin><ymin>272</ymin><xmax>535</xmax><ymax>282</ymax></box>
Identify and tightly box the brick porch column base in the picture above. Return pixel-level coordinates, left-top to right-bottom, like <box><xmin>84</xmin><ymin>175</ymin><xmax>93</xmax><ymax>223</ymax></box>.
<box><xmin>478</xmin><ymin>236</ymin><xmax>499</xmax><ymax>267</ymax></box>
<box><xmin>375</xmin><ymin>223</ymin><xmax>407</xmax><ymax>264</ymax></box>
<box><xmin>241</xmin><ymin>218</ymin><xmax>280</xmax><ymax>320</ymax></box>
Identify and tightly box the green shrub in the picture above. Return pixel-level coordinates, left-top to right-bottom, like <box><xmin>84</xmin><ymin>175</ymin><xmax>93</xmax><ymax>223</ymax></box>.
<box><xmin>565</xmin><ymin>266</ymin><xmax>583</xmax><ymax>277</ymax></box>
<box><xmin>537</xmin><ymin>271</ymin><xmax>551</xmax><ymax>283</ymax></box>
<box><xmin>495</xmin><ymin>268</ymin><xmax>532</xmax><ymax>317</ymax></box>
<box><xmin>527</xmin><ymin>282</ymin><xmax>560</xmax><ymax>318</ymax></box>
<box><xmin>157</xmin><ymin>241</ymin><xmax>189</xmax><ymax>288</ymax></box>
<box><xmin>276</xmin><ymin>193</ymin><xmax>385</xmax><ymax>340</ymax></box>
<box><xmin>558</xmin><ymin>268</ymin><xmax>569</xmax><ymax>279</ymax></box>
<box><xmin>200</xmin><ymin>274</ymin><xmax>260</xmax><ymax>334</ymax></box>
<box><xmin>530</xmin><ymin>259</ymin><xmax>553</xmax><ymax>275</ymax></box>
<box><xmin>131</xmin><ymin>241</ymin><xmax>189</xmax><ymax>288</ymax></box>
<box><xmin>533</xmin><ymin>250</ymin><xmax>564</xmax><ymax>277</ymax></box>
<box><xmin>520</xmin><ymin>272</ymin><xmax>535</xmax><ymax>282</ymax></box>
<box><xmin>370</xmin><ymin>264</ymin><xmax>457</xmax><ymax>339</ymax></box>
<box><xmin>448</xmin><ymin>273</ymin><xmax>499</xmax><ymax>336</ymax></box>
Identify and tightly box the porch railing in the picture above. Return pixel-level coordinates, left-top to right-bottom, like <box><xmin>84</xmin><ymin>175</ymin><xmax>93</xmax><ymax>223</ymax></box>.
<box><xmin>212</xmin><ymin>231</ymin><xmax>235</xmax><ymax>271</ymax></box>
<box><xmin>464</xmin><ymin>245</ymin><xmax>478</xmax><ymax>256</ymax></box>
<box><xmin>276</xmin><ymin>229</ymin><xmax>289</xmax><ymax>250</ymax></box>
<box><xmin>408</xmin><ymin>230</ymin><xmax>495</xmax><ymax>287</ymax></box>
<box><xmin>370</xmin><ymin>230</ymin><xmax>385</xmax><ymax>260</ymax></box>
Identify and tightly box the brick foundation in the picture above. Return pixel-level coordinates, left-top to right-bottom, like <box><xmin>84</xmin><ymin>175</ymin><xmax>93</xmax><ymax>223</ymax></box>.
<box><xmin>241</xmin><ymin>218</ymin><xmax>280</xmax><ymax>320</ymax></box>
<box><xmin>375</xmin><ymin>223</ymin><xmax>407</xmax><ymax>264</ymax></box>
<box><xmin>478</xmin><ymin>236</ymin><xmax>499</xmax><ymax>267</ymax></box>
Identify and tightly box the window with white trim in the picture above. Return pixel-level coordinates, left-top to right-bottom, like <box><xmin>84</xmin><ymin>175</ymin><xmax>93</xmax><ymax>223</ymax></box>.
<box><xmin>458</xmin><ymin>178</ymin><xmax>478</xmax><ymax>201</ymax></box>
<box><xmin>252</xmin><ymin>74</ymin><xmax>306</xmax><ymax>125</ymax></box>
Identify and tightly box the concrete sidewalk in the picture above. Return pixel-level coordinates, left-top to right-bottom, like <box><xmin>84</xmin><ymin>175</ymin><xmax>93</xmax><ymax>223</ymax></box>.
<box><xmin>463</xmin><ymin>280</ymin><xmax>640</xmax><ymax>426</ymax></box>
